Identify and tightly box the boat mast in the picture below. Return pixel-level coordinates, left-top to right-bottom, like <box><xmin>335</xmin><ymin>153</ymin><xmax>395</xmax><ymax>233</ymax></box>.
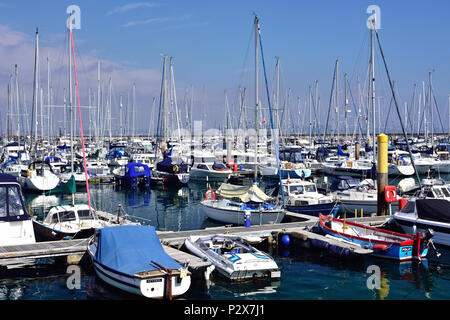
<box><xmin>370</xmin><ymin>18</ymin><xmax>376</xmax><ymax>164</ymax></box>
<box><xmin>68</xmin><ymin>21</ymin><xmax>75</xmax><ymax>205</ymax></box>
<box><xmin>254</xmin><ymin>15</ymin><xmax>259</xmax><ymax>182</ymax></box>
<box><xmin>429</xmin><ymin>72</ymin><xmax>433</xmax><ymax>148</ymax></box>
<box><xmin>31</xmin><ymin>28</ymin><xmax>39</xmax><ymax>159</ymax></box>
<box><xmin>15</xmin><ymin>65</ymin><xmax>20</xmax><ymax>151</ymax></box>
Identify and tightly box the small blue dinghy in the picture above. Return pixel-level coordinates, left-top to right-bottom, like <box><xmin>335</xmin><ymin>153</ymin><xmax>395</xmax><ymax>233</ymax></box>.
<box><xmin>88</xmin><ymin>225</ymin><xmax>191</xmax><ymax>299</ymax></box>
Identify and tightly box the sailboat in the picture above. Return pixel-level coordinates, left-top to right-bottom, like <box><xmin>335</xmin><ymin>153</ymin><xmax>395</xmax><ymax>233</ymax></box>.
<box><xmin>201</xmin><ymin>16</ymin><xmax>285</xmax><ymax>226</ymax></box>
<box><xmin>17</xmin><ymin>29</ymin><xmax>60</xmax><ymax>193</ymax></box>
<box><xmin>33</xmin><ymin>16</ymin><xmax>129</xmax><ymax>241</ymax></box>
<box><xmin>152</xmin><ymin>56</ymin><xmax>190</xmax><ymax>186</ymax></box>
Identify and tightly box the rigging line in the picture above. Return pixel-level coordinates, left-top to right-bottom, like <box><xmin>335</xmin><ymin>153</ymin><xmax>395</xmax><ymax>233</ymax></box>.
<box><xmin>432</xmin><ymin>87</ymin><xmax>445</xmax><ymax>134</ymax></box>
<box><xmin>374</xmin><ymin>29</ymin><xmax>422</xmax><ymax>190</ymax></box>
<box><xmin>345</xmin><ymin>77</ymin><xmax>364</xmax><ymax>137</ymax></box>
<box><xmin>323</xmin><ymin>61</ymin><xmax>337</xmax><ymax>141</ymax></box>
<box><xmin>258</xmin><ymin>31</ymin><xmax>285</xmax><ymax>205</ymax></box>
<box><xmin>70</xmin><ymin>29</ymin><xmax>93</xmax><ymax>211</ymax></box>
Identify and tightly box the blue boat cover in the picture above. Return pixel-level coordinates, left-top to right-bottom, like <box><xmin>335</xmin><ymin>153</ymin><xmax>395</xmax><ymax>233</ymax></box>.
<box><xmin>337</xmin><ymin>145</ymin><xmax>350</xmax><ymax>157</ymax></box>
<box><xmin>125</xmin><ymin>163</ymin><xmax>151</xmax><ymax>178</ymax></box>
<box><xmin>156</xmin><ymin>157</ymin><xmax>188</xmax><ymax>173</ymax></box>
<box><xmin>95</xmin><ymin>225</ymin><xmax>182</xmax><ymax>276</ymax></box>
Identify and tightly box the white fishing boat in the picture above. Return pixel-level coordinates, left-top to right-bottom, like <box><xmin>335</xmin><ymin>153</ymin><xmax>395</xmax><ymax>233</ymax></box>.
<box><xmin>201</xmin><ymin>183</ymin><xmax>285</xmax><ymax>225</ymax></box>
<box><xmin>32</xmin><ymin>203</ymin><xmax>116</xmax><ymax>241</ymax></box>
<box><xmin>86</xmin><ymin>160</ymin><xmax>110</xmax><ymax>177</ymax></box>
<box><xmin>88</xmin><ymin>225</ymin><xmax>191</xmax><ymax>299</ymax></box>
<box><xmin>184</xmin><ymin>234</ymin><xmax>280</xmax><ymax>280</ymax></box>
<box><xmin>0</xmin><ymin>174</ymin><xmax>36</xmax><ymax>246</ymax></box>
<box><xmin>276</xmin><ymin>178</ymin><xmax>340</xmax><ymax>217</ymax></box>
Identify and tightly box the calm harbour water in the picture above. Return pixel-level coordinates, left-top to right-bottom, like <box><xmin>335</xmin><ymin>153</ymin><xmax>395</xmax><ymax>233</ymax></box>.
<box><xmin>1</xmin><ymin>176</ymin><xmax>450</xmax><ymax>301</ymax></box>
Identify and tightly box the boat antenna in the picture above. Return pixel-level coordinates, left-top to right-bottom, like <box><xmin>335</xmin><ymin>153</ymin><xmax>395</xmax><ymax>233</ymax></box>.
<box><xmin>373</xmin><ymin>27</ymin><xmax>422</xmax><ymax>191</ymax></box>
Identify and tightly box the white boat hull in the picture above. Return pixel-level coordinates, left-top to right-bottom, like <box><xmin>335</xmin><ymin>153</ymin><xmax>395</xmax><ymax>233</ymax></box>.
<box><xmin>88</xmin><ymin>244</ymin><xmax>191</xmax><ymax>299</ymax></box>
<box><xmin>388</xmin><ymin>164</ymin><xmax>414</xmax><ymax>176</ymax></box>
<box><xmin>18</xmin><ymin>173</ymin><xmax>60</xmax><ymax>192</ymax></box>
<box><xmin>201</xmin><ymin>200</ymin><xmax>285</xmax><ymax>225</ymax></box>
<box><xmin>189</xmin><ymin>169</ymin><xmax>231</xmax><ymax>181</ymax></box>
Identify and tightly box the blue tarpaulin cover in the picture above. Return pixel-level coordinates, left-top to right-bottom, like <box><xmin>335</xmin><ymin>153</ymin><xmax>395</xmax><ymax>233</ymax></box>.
<box><xmin>94</xmin><ymin>225</ymin><xmax>182</xmax><ymax>276</ymax></box>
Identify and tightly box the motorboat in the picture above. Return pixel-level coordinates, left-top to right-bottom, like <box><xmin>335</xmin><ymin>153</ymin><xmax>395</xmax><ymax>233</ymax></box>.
<box><xmin>184</xmin><ymin>234</ymin><xmax>280</xmax><ymax>281</ymax></box>
<box><xmin>318</xmin><ymin>214</ymin><xmax>433</xmax><ymax>260</ymax></box>
<box><xmin>329</xmin><ymin>176</ymin><xmax>399</xmax><ymax>216</ymax></box>
<box><xmin>113</xmin><ymin>162</ymin><xmax>151</xmax><ymax>187</ymax></box>
<box><xmin>32</xmin><ymin>203</ymin><xmax>116</xmax><ymax>241</ymax></box>
<box><xmin>0</xmin><ymin>174</ymin><xmax>36</xmax><ymax>246</ymax></box>
<box><xmin>88</xmin><ymin>225</ymin><xmax>191</xmax><ymax>299</ymax></box>
<box><xmin>275</xmin><ymin>178</ymin><xmax>340</xmax><ymax>217</ymax></box>
<box><xmin>189</xmin><ymin>162</ymin><xmax>232</xmax><ymax>182</ymax></box>
<box><xmin>201</xmin><ymin>183</ymin><xmax>285</xmax><ymax>226</ymax></box>
<box><xmin>321</xmin><ymin>157</ymin><xmax>374</xmax><ymax>178</ymax></box>
<box><xmin>393</xmin><ymin>198</ymin><xmax>450</xmax><ymax>247</ymax></box>
<box><xmin>86</xmin><ymin>160</ymin><xmax>110</xmax><ymax>178</ymax></box>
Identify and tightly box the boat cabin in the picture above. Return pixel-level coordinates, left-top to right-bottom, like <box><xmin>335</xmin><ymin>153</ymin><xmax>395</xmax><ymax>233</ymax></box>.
<box><xmin>0</xmin><ymin>174</ymin><xmax>36</xmax><ymax>246</ymax></box>
<box><xmin>42</xmin><ymin>204</ymin><xmax>98</xmax><ymax>225</ymax></box>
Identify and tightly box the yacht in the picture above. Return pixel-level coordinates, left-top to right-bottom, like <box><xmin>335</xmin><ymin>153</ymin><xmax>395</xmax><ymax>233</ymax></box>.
<box><xmin>0</xmin><ymin>174</ymin><xmax>36</xmax><ymax>246</ymax></box>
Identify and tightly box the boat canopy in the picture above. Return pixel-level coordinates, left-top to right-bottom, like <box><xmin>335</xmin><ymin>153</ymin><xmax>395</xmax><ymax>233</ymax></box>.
<box><xmin>0</xmin><ymin>174</ymin><xmax>31</xmax><ymax>222</ymax></box>
<box><xmin>416</xmin><ymin>199</ymin><xmax>450</xmax><ymax>224</ymax></box>
<box><xmin>216</xmin><ymin>183</ymin><xmax>271</xmax><ymax>203</ymax></box>
<box><xmin>124</xmin><ymin>163</ymin><xmax>151</xmax><ymax>178</ymax></box>
<box><xmin>156</xmin><ymin>157</ymin><xmax>188</xmax><ymax>174</ymax></box>
<box><xmin>94</xmin><ymin>225</ymin><xmax>182</xmax><ymax>276</ymax></box>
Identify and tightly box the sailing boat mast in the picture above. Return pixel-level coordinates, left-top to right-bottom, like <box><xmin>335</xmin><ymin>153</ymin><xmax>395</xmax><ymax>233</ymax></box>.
<box><xmin>31</xmin><ymin>28</ymin><xmax>39</xmax><ymax>159</ymax></box>
<box><xmin>370</xmin><ymin>17</ymin><xmax>376</xmax><ymax>164</ymax></box>
<box><xmin>68</xmin><ymin>21</ymin><xmax>75</xmax><ymax>205</ymax></box>
<box><xmin>15</xmin><ymin>65</ymin><xmax>20</xmax><ymax>151</ymax></box>
<box><xmin>254</xmin><ymin>15</ymin><xmax>259</xmax><ymax>182</ymax></box>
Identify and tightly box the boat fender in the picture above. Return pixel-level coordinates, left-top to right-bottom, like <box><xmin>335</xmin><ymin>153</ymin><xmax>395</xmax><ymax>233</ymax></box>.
<box><xmin>397</xmin><ymin>158</ymin><xmax>405</xmax><ymax>166</ymax></box>
<box><xmin>372</xmin><ymin>244</ymin><xmax>389</xmax><ymax>251</ymax></box>
<box><xmin>281</xmin><ymin>234</ymin><xmax>290</xmax><ymax>246</ymax></box>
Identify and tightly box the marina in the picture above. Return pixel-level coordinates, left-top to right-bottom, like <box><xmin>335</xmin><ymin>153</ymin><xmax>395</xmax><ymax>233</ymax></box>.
<box><xmin>0</xmin><ymin>1</ymin><xmax>449</xmax><ymax>305</ymax></box>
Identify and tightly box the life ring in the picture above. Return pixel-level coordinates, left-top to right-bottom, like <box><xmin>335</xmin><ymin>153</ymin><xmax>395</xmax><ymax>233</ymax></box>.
<box><xmin>173</xmin><ymin>165</ymin><xmax>179</xmax><ymax>173</ymax></box>
<box><xmin>397</xmin><ymin>159</ymin><xmax>404</xmax><ymax>166</ymax></box>
<box><xmin>305</xmin><ymin>162</ymin><xmax>311</xmax><ymax>168</ymax></box>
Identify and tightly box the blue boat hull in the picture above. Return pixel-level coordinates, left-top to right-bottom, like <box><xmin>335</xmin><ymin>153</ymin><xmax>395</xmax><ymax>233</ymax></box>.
<box><xmin>286</xmin><ymin>202</ymin><xmax>339</xmax><ymax>217</ymax></box>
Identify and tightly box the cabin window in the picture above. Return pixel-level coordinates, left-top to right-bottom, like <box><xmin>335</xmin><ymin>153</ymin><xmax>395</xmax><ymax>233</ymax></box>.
<box><xmin>51</xmin><ymin>214</ymin><xmax>59</xmax><ymax>224</ymax></box>
<box><xmin>426</xmin><ymin>190</ymin><xmax>435</xmax><ymax>198</ymax></box>
<box><xmin>59</xmin><ymin>211</ymin><xmax>76</xmax><ymax>222</ymax></box>
<box><xmin>78</xmin><ymin>209</ymin><xmax>94</xmax><ymax>220</ymax></box>
<box><xmin>442</xmin><ymin>188</ymin><xmax>450</xmax><ymax>197</ymax></box>
<box><xmin>197</xmin><ymin>164</ymin><xmax>208</xmax><ymax>170</ymax></box>
<box><xmin>0</xmin><ymin>188</ymin><xmax>6</xmax><ymax>218</ymax></box>
<box><xmin>289</xmin><ymin>186</ymin><xmax>304</xmax><ymax>194</ymax></box>
<box><xmin>304</xmin><ymin>185</ymin><xmax>317</xmax><ymax>193</ymax></box>
<box><xmin>8</xmin><ymin>187</ymin><xmax>24</xmax><ymax>216</ymax></box>
<box><xmin>434</xmin><ymin>188</ymin><xmax>444</xmax><ymax>198</ymax></box>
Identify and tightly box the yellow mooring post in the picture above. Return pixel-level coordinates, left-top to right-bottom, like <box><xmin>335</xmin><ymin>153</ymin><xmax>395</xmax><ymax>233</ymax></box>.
<box><xmin>377</xmin><ymin>134</ymin><xmax>388</xmax><ymax>216</ymax></box>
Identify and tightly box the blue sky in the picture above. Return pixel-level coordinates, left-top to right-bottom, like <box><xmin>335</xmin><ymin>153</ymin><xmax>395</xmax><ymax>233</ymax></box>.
<box><xmin>0</xmin><ymin>0</ymin><xmax>449</xmax><ymax>135</ymax></box>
